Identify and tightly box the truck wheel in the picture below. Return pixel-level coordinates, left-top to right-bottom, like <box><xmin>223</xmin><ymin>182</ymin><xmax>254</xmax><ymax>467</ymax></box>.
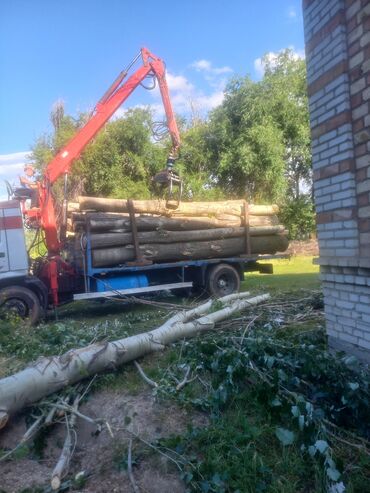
<box><xmin>206</xmin><ymin>264</ymin><xmax>240</xmax><ymax>297</ymax></box>
<box><xmin>0</xmin><ymin>286</ymin><xmax>41</xmax><ymax>326</ymax></box>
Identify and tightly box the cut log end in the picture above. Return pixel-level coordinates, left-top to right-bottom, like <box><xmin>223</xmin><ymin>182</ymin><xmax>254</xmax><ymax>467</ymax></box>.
<box><xmin>51</xmin><ymin>477</ymin><xmax>61</xmax><ymax>491</ymax></box>
<box><xmin>0</xmin><ymin>411</ymin><xmax>8</xmax><ymax>430</ymax></box>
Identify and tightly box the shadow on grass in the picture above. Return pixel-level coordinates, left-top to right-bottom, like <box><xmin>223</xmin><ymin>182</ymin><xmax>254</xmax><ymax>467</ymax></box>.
<box><xmin>55</xmin><ymin>299</ymin><xmax>161</xmax><ymax>325</ymax></box>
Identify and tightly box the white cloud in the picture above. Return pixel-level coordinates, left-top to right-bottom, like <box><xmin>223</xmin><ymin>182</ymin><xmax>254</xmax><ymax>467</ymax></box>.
<box><xmin>146</xmin><ymin>69</ymin><xmax>226</xmax><ymax>118</ymax></box>
<box><xmin>113</xmin><ymin>60</ymin><xmax>231</xmax><ymax>123</ymax></box>
<box><xmin>197</xmin><ymin>91</ymin><xmax>225</xmax><ymax>111</ymax></box>
<box><xmin>166</xmin><ymin>73</ymin><xmax>195</xmax><ymax>93</ymax></box>
<box><xmin>114</xmin><ymin>107</ymin><xmax>127</xmax><ymax>119</ymax></box>
<box><xmin>0</xmin><ymin>151</ymin><xmax>29</xmax><ymax>179</ymax></box>
<box><xmin>191</xmin><ymin>59</ymin><xmax>233</xmax><ymax>75</ymax></box>
<box><xmin>287</xmin><ymin>6</ymin><xmax>297</xmax><ymax>18</ymax></box>
<box><xmin>254</xmin><ymin>47</ymin><xmax>305</xmax><ymax>78</ymax></box>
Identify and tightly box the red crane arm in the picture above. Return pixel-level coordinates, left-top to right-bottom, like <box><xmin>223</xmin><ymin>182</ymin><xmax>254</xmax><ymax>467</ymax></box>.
<box><xmin>45</xmin><ymin>48</ymin><xmax>180</xmax><ymax>184</ymax></box>
<box><xmin>37</xmin><ymin>48</ymin><xmax>180</xmax><ymax>258</ymax></box>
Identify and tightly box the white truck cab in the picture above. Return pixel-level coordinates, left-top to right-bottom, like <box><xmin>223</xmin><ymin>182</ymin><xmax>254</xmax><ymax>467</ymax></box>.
<box><xmin>0</xmin><ymin>199</ymin><xmax>47</xmax><ymax>324</ymax></box>
<box><xmin>0</xmin><ymin>200</ymin><xmax>29</xmax><ymax>279</ymax></box>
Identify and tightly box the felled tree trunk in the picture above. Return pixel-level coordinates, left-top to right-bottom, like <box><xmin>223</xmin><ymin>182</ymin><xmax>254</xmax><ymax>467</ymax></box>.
<box><xmin>0</xmin><ymin>293</ymin><xmax>269</xmax><ymax>428</ymax></box>
<box><xmin>73</xmin><ymin>214</ymin><xmax>241</xmax><ymax>232</ymax></box>
<box><xmin>71</xmin><ymin>214</ymin><xmax>279</xmax><ymax>233</ymax></box>
<box><xmin>78</xmin><ymin>196</ymin><xmax>278</xmax><ymax>217</ymax></box>
<box><xmin>82</xmin><ymin>214</ymin><xmax>279</xmax><ymax>232</ymax></box>
<box><xmin>87</xmin><ymin>226</ymin><xmax>286</xmax><ymax>248</ymax></box>
<box><xmin>91</xmin><ymin>234</ymin><xmax>289</xmax><ymax>267</ymax></box>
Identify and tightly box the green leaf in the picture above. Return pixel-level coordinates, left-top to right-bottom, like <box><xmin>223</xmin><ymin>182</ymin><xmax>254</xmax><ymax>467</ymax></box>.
<box><xmin>314</xmin><ymin>440</ymin><xmax>328</xmax><ymax>454</ymax></box>
<box><xmin>212</xmin><ymin>473</ymin><xmax>223</xmax><ymax>486</ymax></box>
<box><xmin>349</xmin><ymin>382</ymin><xmax>359</xmax><ymax>391</ymax></box>
<box><xmin>278</xmin><ymin>369</ymin><xmax>288</xmax><ymax>382</ymax></box>
<box><xmin>200</xmin><ymin>481</ymin><xmax>211</xmax><ymax>493</ymax></box>
<box><xmin>308</xmin><ymin>445</ymin><xmax>316</xmax><ymax>457</ymax></box>
<box><xmin>275</xmin><ymin>427</ymin><xmax>295</xmax><ymax>446</ymax></box>
<box><xmin>265</xmin><ymin>356</ymin><xmax>275</xmax><ymax>368</ymax></box>
<box><xmin>326</xmin><ymin>457</ymin><xmax>336</xmax><ymax>469</ymax></box>
<box><xmin>291</xmin><ymin>405</ymin><xmax>299</xmax><ymax>417</ymax></box>
<box><xmin>327</xmin><ymin>467</ymin><xmax>341</xmax><ymax>482</ymax></box>
<box><xmin>343</xmin><ymin>355</ymin><xmax>357</xmax><ymax>366</ymax></box>
<box><xmin>182</xmin><ymin>472</ymin><xmax>193</xmax><ymax>483</ymax></box>
<box><xmin>305</xmin><ymin>402</ymin><xmax>313</xmax><ymax>416</ymax></box>
<box><xmin>271</xmin><ymin>397</ymin><xmax>282</xmax><ymax>407</ymax></box>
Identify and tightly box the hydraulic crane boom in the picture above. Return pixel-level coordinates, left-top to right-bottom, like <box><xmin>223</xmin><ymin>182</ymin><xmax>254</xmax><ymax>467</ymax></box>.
<box><xmin>45</xmin><ymin>48</ymin><xmax>180</xmax><ymax>184</ymax></box>
<box><xmin>36</xmin><ymin>47</ymin><xmax>180</xmax><ymax>256</ymax></box>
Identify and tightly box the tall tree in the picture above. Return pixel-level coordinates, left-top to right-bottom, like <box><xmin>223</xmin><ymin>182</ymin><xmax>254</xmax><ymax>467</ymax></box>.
<box><xmin>202</xmin><ymin>49</ymin><xmax>311</xmax><ymax>203</ymax></box>
<box><xmin>31</xmin><ymin>107</ymin><xmax>167</xmax><ymax>200</ymax></box>
<box><xmin>262</xmin><ymin>50</ymin><xmax>311</xmax><ymax>199</ymax></box>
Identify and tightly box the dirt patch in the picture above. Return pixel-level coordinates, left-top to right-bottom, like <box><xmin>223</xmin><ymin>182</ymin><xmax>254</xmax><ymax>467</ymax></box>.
<box><xmin>0</xmin><ymin>389</ymin><xmax>207</xmax><ymax>493</ymax></box>
<box><xmin>287</xmin><ymin>239</ymin><xmax>319</xmax><ymax>256</ymax></box>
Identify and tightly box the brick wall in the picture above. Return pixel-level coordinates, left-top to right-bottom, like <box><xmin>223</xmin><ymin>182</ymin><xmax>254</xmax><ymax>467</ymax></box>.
<box><xmin>303</xmin><ymin>0</ymin><xmax>370</xmax><ymax>361</ymax></box>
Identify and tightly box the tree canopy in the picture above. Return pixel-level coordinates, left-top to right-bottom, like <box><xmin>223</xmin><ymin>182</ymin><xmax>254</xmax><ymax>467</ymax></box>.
<box><xmin>194</xmin><ymin>49</ymin><xmax>311</xmax><ymax>202</ymax></box>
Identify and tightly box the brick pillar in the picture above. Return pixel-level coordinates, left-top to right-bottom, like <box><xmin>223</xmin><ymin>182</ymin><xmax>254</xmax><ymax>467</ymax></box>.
<box><xmin>303</xmin><ymin>0</ymin><xmax>370</xmax><ymax>361</ymax></box>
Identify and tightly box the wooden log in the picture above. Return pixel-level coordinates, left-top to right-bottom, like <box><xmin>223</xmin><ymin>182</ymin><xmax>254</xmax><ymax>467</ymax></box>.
<box><xmin>88</xmin><ymin>215</ymin><xmax>242</xmax><ymax>231</ymax></box>
<box><xmin>91</xmin><ymin>234</ymin><xmax>289</xmax><ymax>267</ymax></box>
<box><xmin>78</xmin><ymin>196</ymin><xmax>279</xmax><ymax>217</ymax></box>
<box><xmin>88</xmin><ymin>226</ymin><xmax>286</xmax><ymax>248</ymax></box>
<box><xmin>74</xmin><ymin>214</ymin><xmax>279</xmax><ymax>233</ymax></box>
<box><xmin>71</xmin><ymin>212</ymin><xmax>129</xmax><ymax>221</ymax></box>
<box><xmin>67</xmin><ymin>202</ymin><xmax>79</xmax><ymax>212</ymax></box>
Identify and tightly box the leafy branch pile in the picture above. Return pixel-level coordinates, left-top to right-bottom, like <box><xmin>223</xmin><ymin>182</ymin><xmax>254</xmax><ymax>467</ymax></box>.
<box><xmin>153</xmin><ymin>297</ymin><xmax>370</xmax><ymax>492</ymax></box>
<box><xmin>1</xmin><ymin>294</ymin><xmax>369</xmax><ymax>492</ymax></box>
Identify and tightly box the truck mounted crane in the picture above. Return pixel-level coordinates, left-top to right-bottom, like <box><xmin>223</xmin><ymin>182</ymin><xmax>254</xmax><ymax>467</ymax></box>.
<box><xmin>0</xmin><ymin>47</ymin><xmax>284</xmax><ymax>325</ymax></box>
<box><xmin>0</xmin><ymin>48</ymin><xmax>184</xmax><ymax>323</ymax></box>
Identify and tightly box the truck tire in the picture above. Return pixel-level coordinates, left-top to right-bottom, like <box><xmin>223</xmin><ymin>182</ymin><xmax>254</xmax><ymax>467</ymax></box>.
<box><xmin>0</xmin><ymin>286</ymin><xmax>42</xmax><ymax>326</ymax></box>
<box><xmin>206</xmin><ymin>263</ymin><xmax>240</xmax><ymax>297</ymax></box>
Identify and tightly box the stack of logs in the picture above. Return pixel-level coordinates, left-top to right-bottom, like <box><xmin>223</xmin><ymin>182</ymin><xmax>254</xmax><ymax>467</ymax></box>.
<box><xmin>68</xmin><ymin>197</ymin><xmax>289</xmax><ymax>268</ymax></box>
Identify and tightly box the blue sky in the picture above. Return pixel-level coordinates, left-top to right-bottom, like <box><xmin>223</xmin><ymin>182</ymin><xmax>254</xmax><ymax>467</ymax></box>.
<box><xmin>0</xmin><ymin>0</ymin><xmax>304</xmax><ymax>193</ymax></box>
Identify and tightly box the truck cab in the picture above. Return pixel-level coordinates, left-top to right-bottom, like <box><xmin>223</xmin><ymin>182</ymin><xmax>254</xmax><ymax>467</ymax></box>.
<box><xmin>0</xmin><ymin>199</ymin><xmax>47</xmax><ymax>324</ymax></box>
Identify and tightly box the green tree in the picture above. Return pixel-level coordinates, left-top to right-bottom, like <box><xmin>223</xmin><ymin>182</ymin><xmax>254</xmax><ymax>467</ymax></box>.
<box><xmin>178</xmin><ymin>121</ymin><xmax>225</xmax><ymax>200</ymax></box>
<box><xmin>204</xmin><ymin>49</ymin><xmax>311</xmax><ymax>204</ymax></box>
<box><xmin>280</xmin><ymin>195</ymin><xmax>316</xmax><ymax>240</ymax></box>
<box><xmin>262</xmin><ymin>50</ymin><xmax>311</xmax><ymax>199</ymax></box>
<box><xmin>31</xmin><ymin>106</ymin><xmax>168</xmax><ymax>200</ymax></box>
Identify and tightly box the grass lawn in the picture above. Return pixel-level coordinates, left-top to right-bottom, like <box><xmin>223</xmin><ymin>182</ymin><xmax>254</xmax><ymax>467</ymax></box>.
<box><xmin>243</xmin><ymin>255</ymin><xmax>320</xmax><ymax>293</ymax></box>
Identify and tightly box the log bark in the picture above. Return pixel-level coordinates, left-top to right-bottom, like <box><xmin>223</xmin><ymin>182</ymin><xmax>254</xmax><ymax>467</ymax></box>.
<box><xmin>87</xmin><ymin>226</ymin><xmax>286</xmax><ymax>248</ymax></box>
<box><xmin>73</xmin><ymin>214</ymin><xmax>279</xmax><ymax>233</ymax></box>
<box><xmin>91</xmin><ymin>234</ymin><xmax>289</xmax><ymax>267</ymax></box>
<box><xmin>78</xmin><ymin>196</ymin><xmax>279</xmax><ymax>217</ymax></box>
<box><xmin>0</xmin><ymin>293</ymin><xmax>269</xmax><ymax>427</ymax></box>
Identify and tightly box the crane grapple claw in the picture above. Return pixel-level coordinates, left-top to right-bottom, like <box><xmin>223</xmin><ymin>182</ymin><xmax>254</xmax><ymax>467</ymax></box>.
<box><xmin>152</xmin><ymin>168</ymin><xmax>183</xmax><ymax>209</ymax></box>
